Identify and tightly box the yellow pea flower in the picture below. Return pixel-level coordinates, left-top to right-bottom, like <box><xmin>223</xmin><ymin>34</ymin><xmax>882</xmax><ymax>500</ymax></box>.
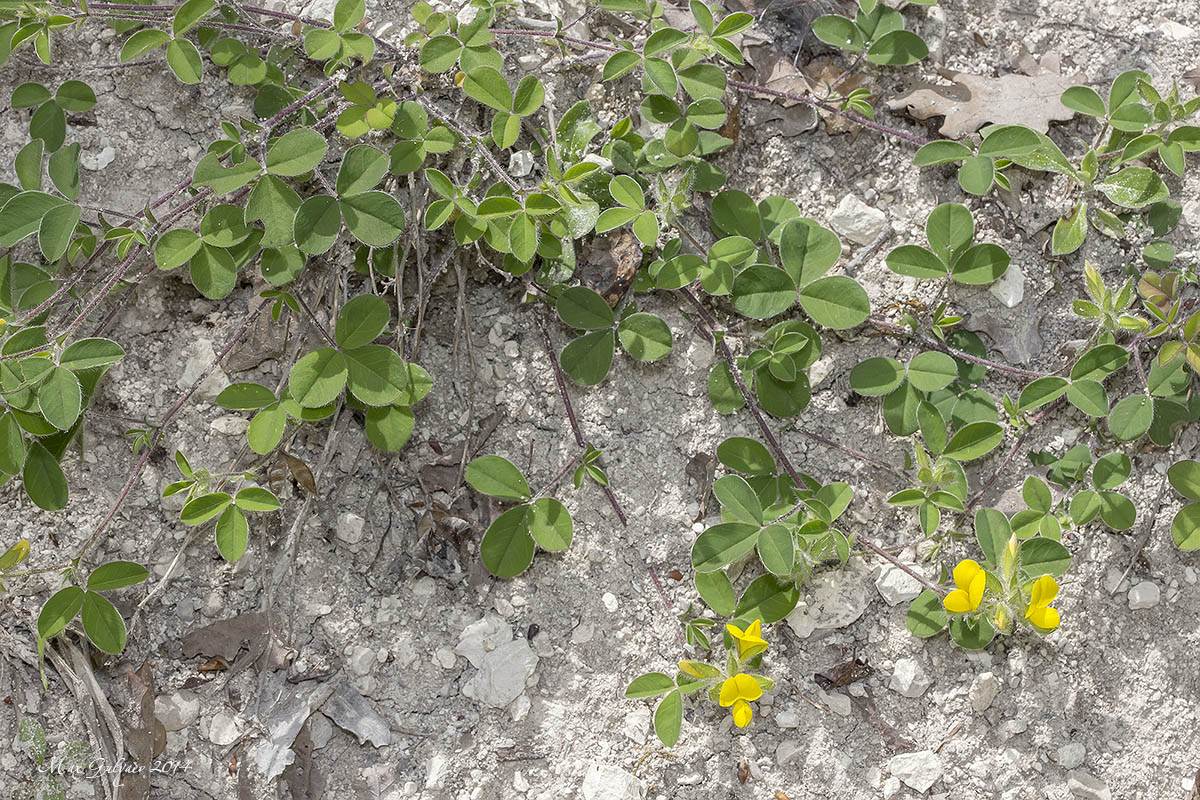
<box><xmin>725</xmin><ymin>619</ymin><xmax>768</xmax><ymax>659</ymax></box>
<box><xmin>943</xmin><ymin>559</ymin><xmax>987</xmax><ymax>613</ymax></box>
<box><xmin>1025</xmin><ymin>575</ymin><xmax>1061</xmax><ymax>631</ymax></box>
<box><xmin>719</xmin><ymin>673</ymin><xmax>763</xmax><ymax>728</ymax></box>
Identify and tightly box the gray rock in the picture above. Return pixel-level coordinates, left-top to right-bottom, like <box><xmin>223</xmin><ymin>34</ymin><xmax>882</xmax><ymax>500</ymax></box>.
<box><xmin>456</xmin><ymin>614</ymin><xmax>512</xmax><ymax>667</ymax></box>
<box><xmin>1056</xmin><ymin>742</ymin><xmax>1086</xmax><ymax>770</ymax></box>
<box><xmin>461</xmin><ymin>638</ymin><xmax>539</xmax><ymax>709</ymax></box>
<box><xmin>786</xmin><ymin>559</ymin><xmax>871</xmax><ymax>638</ymax></box>
<box><xmin>346</xmin><ymin>645</ymin><xmax>376</xmax><ymax>677</ymax></box>
<box><xmin>774</xmin><ymin>709</ymin><xmax>800</xmax><ymax>728</ymax></box>
<box><xmin>80</xmin><ymin>145</ymin><xmax>116</xmax><ymax>171</ymax></box>
<box><xmin>581</xmin><ymin>763</ymin><xmax>644</xmax><ymax>800</ymax></box>
<box><xmin>336</xmin><ymin>511</ymin><xmax>366</xmax><ymax>546</ymax></box>
<box><xmin>989</xmin><ymin>263</ymin><xmax>1026</xmax><ymax>308</ymax></box>
<box><xmin>889</xmin><ymin>750</ymin><xmax>943</xmax><ymax>793</ymax></box>
<box><xmin>208</xmin><ymin>711</ymin><xmax>242</xmax><ymax>746</ymax></box>
<box><xmin>622</xmin><ymin>707</ymin><xmax>649</xmax><ymax>745</ymax></box>
<box><xmin>508</xmin><ymin>150</ymin><xmax>534</xmax><ymax>177</ymax></box>
<box><xmin>1067</xmin><ymin>770</ymin><xmax>1112</xmax><ymax>800</ymax></box>
<box><xmin>1128</xmin><ymin>581</ymin><xmax>1160</xmax><ymax>609</ymax></box>
<box><xmin>154</xmin><ymin>691</ymin><xmax>199</xmax><ymax>731</ymax></box>
<box><xmin>776</xmin><ymin>739</ymin><xmax>804</xmax><ymax>766</ymax></box>
<box><xmin>970</xmin><ymin>672</ymin><xmax>1001</xmax><ymax>711</ymax></box>
<box><xmin>889</xmin><ymin>657</ymin><xmax>932</xmax><ymax>698</ymax></box>
<box><xmin>176</xmin><ymin>340</ymin><xmax>228</xmax><ymax>402</ymax></box>
<box><xmin>829</xmin><ymin>194</ymin><xmax>889</xmax><ymax>246</ymax></box>
<box><xmin>324</xmin><ymin>683</ymin><xmax>391</xmax><ymax>747</ymax></box>
<box><xmin>875</xmin><ymin>564</ymin><xmax>922</xmax><ymax>606</ymax></box>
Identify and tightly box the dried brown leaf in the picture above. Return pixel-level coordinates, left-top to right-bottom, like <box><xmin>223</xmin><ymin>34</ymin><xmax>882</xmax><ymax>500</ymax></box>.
<box><xmin>742</xmin><ymin>44</ymin><xmax>819</xmax><ymax>138</ymax></box>
<box><xmin>122</xmin><ymin>664</ymin><xmax>165</xmax><ymax>800</ymax></box>
<box><xmin>182</xmin><ymin>612</ymin><xmax>269</xmax><ymax>662</ymax></box>
<box><xmin>886</xmin><ymin>50</ymin><xmax>1085</xmax><ymax>138</ymax></box>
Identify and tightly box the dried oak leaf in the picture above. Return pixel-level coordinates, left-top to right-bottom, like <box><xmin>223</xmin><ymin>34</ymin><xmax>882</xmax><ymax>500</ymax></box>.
<box><xmin>886</xmin><ymin>50</ymin><xmax>1085</xmax><ymax>138</ymax></box>
<box><xmin>803</xmin><ymin>57</ymin><xmax>871</xmax><ymax>136</ymax></box>
<box><xmin>742</xmin><ymin>44</ymin><xmax>819</xmax><ymax>138</ymax></box>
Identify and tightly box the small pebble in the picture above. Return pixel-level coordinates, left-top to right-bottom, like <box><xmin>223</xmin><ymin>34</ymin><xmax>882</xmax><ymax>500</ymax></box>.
<box><xmin>1128</xmin><ymin>581</ymin><xmax>1160</xmax><ymax>610</ymax></box>
<box><xmin>601</xmin><ymin>592</ymin><xmax>619</xmax><ymax>613</ymax></box>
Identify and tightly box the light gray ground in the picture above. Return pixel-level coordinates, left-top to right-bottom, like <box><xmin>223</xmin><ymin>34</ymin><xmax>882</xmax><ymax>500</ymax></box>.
<box><xmin>1</xmin><ymin>1</ymin><xmax>1200</xmax><ymax>799</ymax></box>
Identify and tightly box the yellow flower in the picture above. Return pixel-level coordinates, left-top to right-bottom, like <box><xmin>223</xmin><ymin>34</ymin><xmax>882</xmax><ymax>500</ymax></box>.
<box><xmin>719</xmin><ymin>673</ymin><xmax>763</xmax><ymax>728</ymax></box>
<box><xmin>725</xmin><ymin>619</ymin><xmax>768</xmax><ymax>659</ymax></box>
<box><xmin>943</xmin><ymin>559</ymin><xmax>987</xmax><ymax>613</ymax></box>
<box><xmin>1025</xmin><ymin>575</ymin><xmax>1061</xmax><ymax>631</ymax></box>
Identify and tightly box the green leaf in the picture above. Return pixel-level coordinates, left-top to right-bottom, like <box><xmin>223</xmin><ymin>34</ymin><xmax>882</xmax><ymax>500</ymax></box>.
<box><xmin>1092</xmin><ymin>452</ymin><xmax>1130</xmax><ymax>491</ymax></box>
<box><xmin>336</xmin><ymin>144</ymin><xmax>388</xmax><ymax>196</ymax></box>
<box><xmin>906</xmin><ymin>351</ymin><xmax>957</xmax><ymax>392</ymax></box>
<box><xmin>1070</xmin><ymin>344</ymin><xmax>1128</xmax><ymax>382</ymax></box>
<box><xmin>121</xmin><ymin>29</ymin><xmax>170</xmax><ymax>61</ymax></box>
<box><xmin>1017</xmin><ymin>376</ymin><xmax>1069</xmax><ymax>412</ymax></box>
<box><xmin>38</xmin><ymin>586</ymin><xmax>84</xmax><ymax>640</ymax></box>
<box><xmin>943</xmin><ymin>421</ymin><xmax>1003</xmax><ymax>461</ymax></box>
<box><xmin>733</xmin><ymin>574</ymin><xmax>800</xmax><ymax>624</ymax></box>
<box><xmin>949</xmin><ymin>617</ymin><xmax>995</xmax><ymax>650</ymax></box>
<box><xmin>602</xmin><ymin>49</ymin><xmax>642</xmax><ymax>81</ymax></box>
<box><xmin>466</xmin><ymin>455</ymin><xmax>531</xmax><ymax>502</ymax></box>
<box><xmin>15</xmin><ymin>139</ymin><xmax>43</xmax><ymax>191</ymax></box>
<box><xmin>1051</xmin><ymin>200</ymin><xmax>1088</xmax><ymax>255</ymax></box>
<box><xmin>950</xmin><ymin>243</ymin><xmax>1009</xmax><ymax>285</ymax></box>
<box><xmin>711</xmin><ymin>190</ymin><xmax>762</xmax><ymax>240</ymax></box>
<box><xmin>1167</xmin><ymin>460</ymin><xmax>1200</xmax><ymax>502</ymax></box>
<box><xmin>1061</xmin><ymin>85</ymin><xmax>1106</xmax><ymax>117</ymax></box>
<box><xmin>29</xmin><ymin>101</ymin><xmax>66</xmax><ymax>151</ymax></box>
<box><xmin>617</xmin><ymin>313</ymin><xmax>672</xmax><ymax>361</ymax></box>
<box><xmin>713</xmin><ymin>475</ymin><xmax>763</xmax><ymax>525</ymax></box>
<box><xmin>480</xmin><ymin>506</ymin><xmax>535</xmax><ymax>577</ymax></box>
<box><xmin>691</xmin><ymin>522</ymin><xmax>760</xmax><ymax>571</ymax></box>
<box><xmin>778</xmin><ymin>218</ymin><xmax>840</xmax><ymax>287</ymax></box>
<box><xmin>678</xmin><ymin>63</ymin><xmax>726</xmax><ymax>100</ymax></box>
<box><xmin>850</xmin><ymin>357</ymin><xmax>905</xmax><ymax>396</ymax></box>
<box><xmin>345</xmin><ymin>344</ymin><xmax>408</xmax><ymax>406</ymax></box>
<box><xmin>244</xmin><ymin>174</ymin><xmax>302</xmax><ymax>248</ymax></box>
<box><xmin>913</xmin><ymin>140</ymin><xmax>973</xmax><ymax>165</ymax></box>
<box><xmin>81</xmin><ymin>591</ymin><xmax>126</xmax><ymax>654</ymax></box>
<box><xmin>906</xmin><ymin>589</ymin><xmax>949</xmax><ymax>637</ymax></box>
<box><xmin>47</xmin><ymin>142</ymin><xmax>80</xmax><ymax>201</ymax></box>
<box><xmin>364</xmin><ymin>403</ymin><xmax>415</xmax><ymax>451</ymax></box>
<box><xmin>189</xmin><ymin>243</ymin><xmax>237</xmax><ymax>299</ymax></box>
<box><xmin>731</xmin><ymin>265</ymin><xmax>795</xmax><ymax>319</ymax></box>
<box><xmin>173</xmin><ymin>0</ymin><xmax>216</xmax><ymax>35</ymax></box>
<box><xmin>798</xmin><ymin>276</ymin><xmax>870</xmax><ymax>329</ymax></box>
<box><xmin>716</xmin><ymin>437</ymin><xmax>775</xmax><ymax>475</ymax></box>
<box><xmin>38</xmin><ymin>366</ymin><xmax>81</xmax><ymax>430</ymax></box>
<box><xmin>87</xmin><ymin>561</ymin><xmax>149</xmax><ymax>592</ymax></box>
<box><xmin>181</xmin><ymin>491</ymin><xmax>232</xmax><ymax>525</ymax></box>
<box><xmin>632</xmin><ymin>210</ymin><xmax>659</xmax><ymax>245</ymax></box>
<box><xmin>214</xmin><ymin>505</ymin><xmax>249</xmax><ymax>562</ymax></box>
<box><xmin>527</xmin><ymin>497</ymin><xmax>572</xmax><ymax>551</ymax></box>
<box><xmin>560</xmin><ymin>330</ymin><xmax>614</xmax><ymax>386</ymax></box>
<box><xmin>957</xmin><ymin>155</ymin><xmax>994</xmax><ymax>195</ymax></box>
<box><xmin>977</xmin><ymin>124</ymin><xmax>1041</xmax><ymax>157</ymax></box>
<box><xmin>511</xmin><ymin>75</ymin><xmax>545</xmax><ymax>116</ymax></box>
<box><xmin>336</xmin><ymin>294</ymin><xmax>390</xmax><ymax>348</ymax></box>
<box><xmin>166</xmin><ymin>38</ymin><xmax>203</xmax><ymax>83</ymax></box>
<box><xmin>926</xmin><ymin>203</ymin><xmax>974</xmax><ymax>265</ymax></box>
<box><xmin>266</xmin><ymin>127</ymin><xmax>327</xmax><ymax>177</ymax></box>
<box><xmin>0</xmin><ymin>413</ymin><xmax>27</xmax><ymax>475</ymax></box>
<box><xmin>626</xmin><ymin>672</ymin><xmax>676</xmax><ymax>698</ymax></box>
<box><xmin>812</xmin><ymin>15</ymin><xmax>865</xmax><ymax>51</ymax></box>
<box><xmin>695</xmin><ymin>570</ymin><xmax>736</xmax><ymax>616</ymax></box>
<box><xmin>462</xmin><ymin>67</ymin><xmax>511</xmax><ymax>112</ymax></box>
<box><xmin>504</xmin><ymin>211</ymin><xmax>537</xmax><ymax>261</ymax></box>
<box><xmin>757</xmin><ymin>523</ymin><xmax>795</xmax><ymax>575</ymax></box>
<box><xmin>193</xmin><ymin>152</ymin><xmax>262</xmax><ymax>195</ymax></box>
<box><xmin>1019</xmin><ymin>537</ymin><xmax>1071</xmax><ymax>577</ymax></box>
<box><xmin>1094</xmin><ymin>167</ymin><xmax>1168</xmax><ymax>208</ymax></box>
<box><xmin>333</xmin><ymin>0</ymin><xmax>365</xmax><ymax>32</ymax></box>
<box><xmin>886</xmin><ymin>245</ymin><xmax>946</xmax><ymax>279</ymax></box>
<box><xmin>215</xmin><ymin>382</ymin><xmax>276</xmax><ymax>410</ymax></box>
<box><xmin>23</xmin><ymin>442</ymin><xmax>67</xmax><ymax>510</ymax></box>
<box><xmin>288</xmin><ymin>348</ymin><xmax>348</xmax><ymax>408</ymax></box>
<box><xmin>247</xmin><ymin>403</ymin><xmax>285</xmax><ymax>455</ymax></box>
<box><xmin>291</xmin><ymin>194</ymin><xmax>340</xmax><ymax>253</ymax></box>
<box><xmin>866</xmin><ymin>29</ymin><xmax>927</xmax><ymax>65</ymax></box>
<box><xmin>0</xmin><ymin>190</ymin><xmax>67</xmax><ymax>248</ymax></box>
<box><xmin>1107</xmin><ymin>394</ymin><xmax>1153</xmax><ymax>441</ymax></box>
<box><xmin>1172</xmin><ymin>503</ymin><xmax>1200</xmax><ymax>550</ymax></box>
<box><xmin>1067</xmin><ymin>379</ymin><xmax>1108</xmax><ymax>417</ymax></box>
<box><xmin>653</xmin><ymin>691</ymin><xmax>682</xmax><ymax>747</ymax></box>
<box><xmin>38</xmin><ymin>203</ymin><xmax>80</xmax><ymax>263</ymax></box>
<box><xmin>232</xmin><ymin>486</ymin><xmax>280</xmax><ymax>512</ymax></box>
<box><xmin>420</xmin><ymin>34</ymin><xmax>462</xmax><ymax>72</ymax></box>
<box><xmin>11</xmin><ymin>82</ymin><xmax>51</xmax><ymax>109</ymax></box>
<box><xmin>340</xmin><ymin>191</ymin><xmax>405</xmax><ymax>246</ymax></box>
<box><xmin>558</xmin><ymin>286</ymin><xmax>615</xmax><ymax>330</ymax></box>
<box><xmin>154</xmin><ymin>229</ymin><xmax>203</xmax><ymax>270</ymax></box>
<box><xmin>974</xmin><ymin>507</ymin><xmax>1012</xmax><ymax>565</ymax></box>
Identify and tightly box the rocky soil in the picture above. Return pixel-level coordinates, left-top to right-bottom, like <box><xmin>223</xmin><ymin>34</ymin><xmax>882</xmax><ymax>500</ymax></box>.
<box><xmin>2</xmin><ymin>1</ymin><xmax>1200</xmax><ymax>800</ymax></box>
